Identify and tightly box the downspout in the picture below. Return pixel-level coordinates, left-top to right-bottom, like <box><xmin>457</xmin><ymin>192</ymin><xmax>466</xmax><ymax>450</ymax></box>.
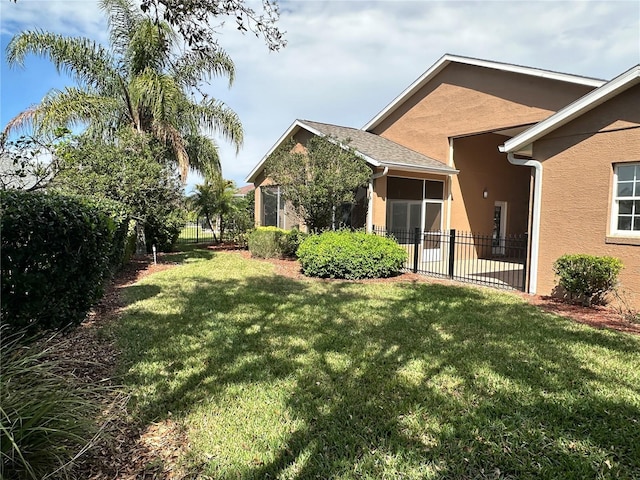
<box><xmin>507</xmin><ymin>153</ymin><xmax>542</xmax><ymax>295</ymax></box>
<box><xmin>367</xmin><ymin>167</ymin><xmax>388</xmax><ymax>232</ymax></box>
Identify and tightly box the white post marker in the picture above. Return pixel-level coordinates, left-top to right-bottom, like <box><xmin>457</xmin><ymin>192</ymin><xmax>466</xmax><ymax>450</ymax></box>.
<box><xmin>152</xmin><ymin>244</ymin><xmax>157</xmax><ymax>265</ymax></box>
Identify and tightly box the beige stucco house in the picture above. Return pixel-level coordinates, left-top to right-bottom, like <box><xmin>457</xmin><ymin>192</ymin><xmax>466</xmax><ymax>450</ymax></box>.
<box><xmin>246</xmin><ymin>55</ymin><xmax>640</xmax><ymax>306</ymax></box>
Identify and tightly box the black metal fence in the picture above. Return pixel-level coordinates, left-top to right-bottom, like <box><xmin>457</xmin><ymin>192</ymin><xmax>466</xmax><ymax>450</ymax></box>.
<box><xmin>176</xmin><ymin>218</ymin><xmax>217</xmax><ymax>245</ymax></box>
<box><xmin>373</xmin><ymin>226</ymin><xmax>528</xmax><ymax>291</ymax></box>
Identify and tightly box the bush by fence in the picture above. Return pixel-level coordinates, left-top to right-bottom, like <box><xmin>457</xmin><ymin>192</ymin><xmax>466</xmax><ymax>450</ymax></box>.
<box><xmin>553</xmin><ymin>253</ymin><xmax>623</xmax><ymax>306</ymax></box>
<box><xmin>247</xmin><ymin>227</ymin><xmax>308</xmax><ymax>259</ymax></box>
<box><xmin>297</xmin><ymin>230</ymin><xmax>407</xmax><ymax>279</ymax></box>
<box><xmin>1</xmin><ymin>191</ymin><xmax>133</xmax><ymax>333</ymax></box>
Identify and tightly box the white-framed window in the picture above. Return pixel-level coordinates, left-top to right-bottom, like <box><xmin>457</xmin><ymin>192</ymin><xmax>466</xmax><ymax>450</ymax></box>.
<box><xmin>612</xmin><ymin>163</ymin><xmax>640</xmax><ymax>235</ymax></box>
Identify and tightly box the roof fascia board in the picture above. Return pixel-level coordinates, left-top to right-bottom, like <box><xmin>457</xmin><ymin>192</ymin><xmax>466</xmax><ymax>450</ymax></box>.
<box><xmin>500</xmin><ymin>65</ymin><xmax>640</xmax><ymax>153</ymax></box>
<box><xmin>381</xmin><ymin>161</ymin><xmax>459</xmax><ymax>175</ymax></box>
<box><xmin>245</xmin><ymin>120</ymin><xmax>303</xmax><ymax>183</ymax></box>
<box><xmin>363</xmin><ymin>54</ymin><xmax>606</xmax><ymax>132</ymax></box>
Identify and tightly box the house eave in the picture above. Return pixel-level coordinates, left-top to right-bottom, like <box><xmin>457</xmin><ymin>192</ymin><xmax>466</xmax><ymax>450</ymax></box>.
<box><xmin>245</xmin><ymin>120</ymin><xmax>304</xmax><ymax>183</ymax></box>
<box><xmin>380</xmin><ymin>161</ymin><xmax>459</xmax><ymax>175</ymax></box>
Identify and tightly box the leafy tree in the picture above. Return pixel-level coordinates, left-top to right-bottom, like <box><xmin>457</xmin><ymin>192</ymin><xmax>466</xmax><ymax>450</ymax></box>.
<box><xmin>5</xmin><ymin>0</ymin><xmax>243</xmax><ymax>182</ymax></box>
<box><xmin>222</xmin><ymin>189</ymin><xmax>255</xmax><ymax>244</ymax></box>
<box><xmin>0</xmin><ymin>132</ymin><xmax>65</xmax><ymax>191</ymax></box>
<box><xmin>53</xmin><ymin>130</ymin><xmax>186</xmax><ymax>251</ymax></box>
<box><xmin>264</xmin><ymin>136</ymin><xmax>372</xmax><ymax>232</ymax></box>
<box><xmin>139</xmin><ymin>0</ymin><xmax>286</xmax><ymax>54</ymax></box>
<box><xmin>9</xmin><ymin>0</ymin><xmax>286</xmax><ymax>56</ymax></box>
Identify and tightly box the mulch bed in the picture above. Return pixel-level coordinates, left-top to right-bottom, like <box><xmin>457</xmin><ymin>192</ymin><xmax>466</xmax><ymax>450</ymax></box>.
<box><xmin>62</xmin><ymin>247</ymin><xmax>638</xmax><ymax>477</ymax></box>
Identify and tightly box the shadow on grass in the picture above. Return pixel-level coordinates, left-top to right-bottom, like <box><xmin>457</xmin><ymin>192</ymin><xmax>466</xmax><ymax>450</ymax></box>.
<box><xmin>116</xmin><ymin>252</ymin><xmax>640</xmax><ymax>479</ymax></box>
<box><xmin>162</xmin><ymin>247</ymin><xmax>218</xmax><ymax>264</ymax></box>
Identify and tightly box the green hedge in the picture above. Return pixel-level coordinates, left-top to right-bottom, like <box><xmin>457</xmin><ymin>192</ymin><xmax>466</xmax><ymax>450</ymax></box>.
<box><xmin>553</xmin><ymin>254</ymin><xmax>623</xmax><ymax>306</ymax></box>
<box><xmin>1</xmin><ymin>190</ymin><xmax>132</xmax><ymax>333</ymax></box>
<box><xmin>248</xmin><ymin>227</ymin><xmax>308</xmax><ymax>259</ymax></box>
<box><xmin>297</xmin><ymin>230</ymin><xmax>407</xmax><ymax>279</ymax></box>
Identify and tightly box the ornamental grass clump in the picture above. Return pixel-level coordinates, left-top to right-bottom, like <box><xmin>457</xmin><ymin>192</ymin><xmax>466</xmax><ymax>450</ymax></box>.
<box><xmin>297</xmin><ymin>230</ymin><xmax>407</xmax><ymax>279</ymax></box>
<box><xmin>553</xmin><ymin>254</ymin><xmax>623</xmax><ymax>306</ymax></box>
<box><xmin>0</xmin><ymin>330</ymin><xmax>103</xmax><ymax>479</ymax></box>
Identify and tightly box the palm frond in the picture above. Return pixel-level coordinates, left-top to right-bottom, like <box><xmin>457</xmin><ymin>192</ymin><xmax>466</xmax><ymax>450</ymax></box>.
<box><xmin>6</xmin><ymin>30</ymin><xmax>120</xmax><ymax>92</ymax></box>
<box><xmin>5</xmin><ymin>88</ymin><xmax>119</xmax><ymax>136</ymax></box>
<box><xmin>127</xmin><ymin>17</ymin><xmax>175</xmax><ymax>75</ymax></box>
<box><xmin>128</xmin><ymin>69</ymin><xmax>183</xmax><ymax>126</ymax></box>
<box><xmin>99</xmin><ymin>0</ymin><xmax>142</xmax><ymax>58</ymax></box>
<box><xmin>185</xmin><ymin>134</ymin><xmax>222</xmax><ymax>182</ymax></box>
<box><xmin>152</xmin><ymin>121</ymin><xmax>189</xmax><ymax>182</ymax></box>
<box><xmin>2</xmin><ymin>106</ymin><xmax>39</xmax><ymax>136</ymax></box>
<box><xmin>191</xmin><ymin>99</ymin><xmax>244</xmax><ymax>151</ymax></box>
<box><xmin>172</xmin><ymin>49</ymin><xmax>236</xmax><ymax>88</ymax></box>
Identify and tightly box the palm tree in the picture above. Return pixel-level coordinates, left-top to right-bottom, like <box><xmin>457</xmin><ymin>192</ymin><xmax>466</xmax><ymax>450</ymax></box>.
<box><xmin>4</xmin><ymin>0</ymin><xmax>242</xmax><ymax>181</ymax></box>
<box><xmin>189</xmin><ymin>175</ymin><xmax>235</xmax><ymax>243</ymax></box>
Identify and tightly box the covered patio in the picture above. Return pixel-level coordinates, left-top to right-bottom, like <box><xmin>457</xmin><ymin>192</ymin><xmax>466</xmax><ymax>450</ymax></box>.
<box><xmin>374</xmin><ymin>227</ymin><xmax>528</xmax><ymax>291</ymax></box>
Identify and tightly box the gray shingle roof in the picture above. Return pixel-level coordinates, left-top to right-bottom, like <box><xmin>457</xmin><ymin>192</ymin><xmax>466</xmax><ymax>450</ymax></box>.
<box><xmin>300</xmin><ymin>120</ymin><xmax>457</xmax><ymax>174</ymax></box>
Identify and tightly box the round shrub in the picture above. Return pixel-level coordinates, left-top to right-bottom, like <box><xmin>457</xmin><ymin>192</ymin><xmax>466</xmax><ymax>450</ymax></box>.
<box><xmin>297</xmin><ymin>230</ymin><xmax>407</xmax><ymax>279</ymax></box>
<box><xmin>281</xmin><ymin>228</ymin><xmax>308</xmax><ymax>258</ymax></box>
<box><xmin>553</xmin><ymin>254</ymin><xmax>623</xmax><ymax>306</ymax></box>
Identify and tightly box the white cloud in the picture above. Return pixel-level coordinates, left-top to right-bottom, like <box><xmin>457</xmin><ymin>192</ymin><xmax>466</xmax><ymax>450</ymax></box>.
<box><xmin>2</xmin><ymin>0</ymin><xmax>639</xmax><ymax>188</ymax></box>
<box><xmin>0</xmin><ymin>0</ymin><xmax>106</xmax><ymax>40</ymax></box>
<box><xmin>208</xmin><ymin>0</ymin><xmax>639</xmax><ymax>184</ymax></box>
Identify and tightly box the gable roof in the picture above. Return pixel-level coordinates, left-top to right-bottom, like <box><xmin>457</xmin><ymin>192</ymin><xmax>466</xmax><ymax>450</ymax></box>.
<box><xmin>363</xmin><ymin>54</ymin><xmax>606</xmax><ymax>132</ymax></box>
<box><xmin>245</xmin><ymin>119</ymin><xmax>458</xmax><ymax>183</ymax></box>
<box><xmin>500</xmin><ymin>64</ymin><xmax>640</xmax><ymax>154</ymax></box>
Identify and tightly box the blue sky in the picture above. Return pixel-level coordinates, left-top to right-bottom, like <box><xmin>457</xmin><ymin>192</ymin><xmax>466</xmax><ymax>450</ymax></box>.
<box><xmin>1</xmin><ymin>0</ymin><xmax>639</xmax><ymax>192</ymax></box>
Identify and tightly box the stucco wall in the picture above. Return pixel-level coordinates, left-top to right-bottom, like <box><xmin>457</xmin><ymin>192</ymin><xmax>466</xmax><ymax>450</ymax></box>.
<box><xmin>370</xmin><ymin>63</ymin><xmax>594</xmax><ymax>245</ymax></box>
<box><xmin>371</xmin><ymin>63</ymin><xmax>595</xmax><ymax>162</ymax></box>
<box><xmin>532</xmin><ymin>84</ymin><xmax>640</xmax><ymax>308</ymax></box>
<box><xmin>452</xmin><ymin>133</ymin><xmax>531</xmax><ymax>235</ymax></box>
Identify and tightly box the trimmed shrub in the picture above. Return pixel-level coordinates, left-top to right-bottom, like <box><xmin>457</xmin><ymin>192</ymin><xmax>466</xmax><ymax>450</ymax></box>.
<box><xmin>248</xmin><ymin>226</ymin><xmax>286</xmax><ymax>258</ymax></box>
<box><xmin>297</xmin><ymin>230</ymin><xmax>407</xmax><ymax>279</ymax></box>
<box><xmin>553</xmin><ymin>254</ymin><xmax>623</xmax><ymax>306</ymax></box>
<box><xmin>0</xmin><ymin>329</ymin><xmax>102</xmax><ymax>479</ymax></box>
<box><xmin>1</xmin><ymin>191</ymin><xmax>130</xmax><ymax>333</ymax></box>
<box><xmin>248</xmin><ymin>227</ymin><xmax>308</xmax><ymax>258</ymax></box>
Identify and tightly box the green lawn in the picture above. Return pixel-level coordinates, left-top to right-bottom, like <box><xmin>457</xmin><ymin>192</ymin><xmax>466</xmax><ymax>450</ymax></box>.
<box><xmin>115</xmin><ymin>249</ymin><xmax>640</xmax><ymax>479</ymax></box>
